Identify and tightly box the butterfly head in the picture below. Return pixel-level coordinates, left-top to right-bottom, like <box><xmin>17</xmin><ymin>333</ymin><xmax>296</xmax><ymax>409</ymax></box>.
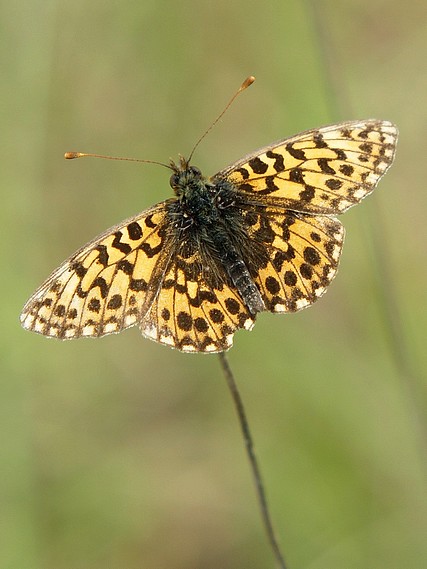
<box><xmin>169</xmin><ymin>155</ymin><xmax>206</xmax><ymax>198</ymax></box>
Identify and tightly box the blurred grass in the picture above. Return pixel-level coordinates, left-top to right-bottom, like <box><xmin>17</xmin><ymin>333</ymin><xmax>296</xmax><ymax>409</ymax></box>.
<box><xmin>1</xmin><ymin>1</ymin><xmax>427</xmax><ymax>568</ymax></box>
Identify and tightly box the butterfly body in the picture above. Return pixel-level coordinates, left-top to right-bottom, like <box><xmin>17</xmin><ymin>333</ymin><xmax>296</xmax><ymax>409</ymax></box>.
<box><xmin>21</xmin><ymin>120</ymin><xmax>398</xmax><ymax>352</ymax></box>
<box><xmin>167</xmin><ymin>157</ymin><xmax>265</xmax><ymax>315</ymax></box>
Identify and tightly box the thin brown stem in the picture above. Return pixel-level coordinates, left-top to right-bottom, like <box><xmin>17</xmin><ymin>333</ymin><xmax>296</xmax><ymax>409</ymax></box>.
<box><xmin>218</xmin><ymin>352</ymin><xmax>288</xmax><ymax>569</ymax></box>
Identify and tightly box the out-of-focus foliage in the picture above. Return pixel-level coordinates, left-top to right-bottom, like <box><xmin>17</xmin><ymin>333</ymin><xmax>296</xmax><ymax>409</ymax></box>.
<box><xmin>2</xmin><ymin>1</ymin><xmax>426</xmax><ymax>568</ymax></box>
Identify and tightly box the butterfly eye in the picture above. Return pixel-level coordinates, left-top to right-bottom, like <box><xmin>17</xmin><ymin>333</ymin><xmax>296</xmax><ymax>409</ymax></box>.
<box><xmin>169</xmin><ymin>173</ymin><xmax>180</xmax><ymax>188</ymax></box>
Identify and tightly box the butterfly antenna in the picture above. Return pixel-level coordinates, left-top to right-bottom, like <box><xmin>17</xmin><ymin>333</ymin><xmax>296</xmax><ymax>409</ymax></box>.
<box><xmin>64</xmin><ymin>152</ymin><xmax>172</xmax><ymax>170</ymax></box>
<box><xmin>187</xmin><ymin>75</ymin><xmax>255</xmax><ymax>163</ymax></box>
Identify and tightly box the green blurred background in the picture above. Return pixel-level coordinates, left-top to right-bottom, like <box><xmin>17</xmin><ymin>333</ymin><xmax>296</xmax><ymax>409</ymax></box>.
<box><xmin>2</xmin><ymin>1</ymin><xmax>426</xmax><ymax>568</ymax></box>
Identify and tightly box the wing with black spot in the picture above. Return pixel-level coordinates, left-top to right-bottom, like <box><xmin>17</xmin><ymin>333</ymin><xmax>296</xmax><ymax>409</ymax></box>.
<box><xmin>243</xmin><ymin>207</ymin><xmax>345</xmax><ymax>312</ymax></box>
<box><xmin>214</xmin><ymin>120</ymin><xmax>398</xmax><ymax>215</ymax></box>
<box><xmin>20</xmin><ymin>202</ymin><xmax>175</xmax><ymax>339</ymax></box>
<box><xmin>139</xmin><ymin>241</ymin><xmax>255</xmax><ymax>353</ymax></box>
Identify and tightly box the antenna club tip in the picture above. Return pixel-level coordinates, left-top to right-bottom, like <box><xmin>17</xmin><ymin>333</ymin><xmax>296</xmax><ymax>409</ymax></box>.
<box><xmin>241</xmin><ymin>76</ymin><xmax>255</xmax><ymax>90</ymax></box>
<box><xmin>64</xmin><ymin>151</ymin><xmax>83</xmax><ymax>160</ymax></box>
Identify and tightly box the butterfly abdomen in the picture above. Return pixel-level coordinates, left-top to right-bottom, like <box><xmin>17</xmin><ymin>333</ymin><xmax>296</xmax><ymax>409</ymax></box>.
<box><xmin>212</xmin><ymin>233</ymin><xmax>265</xmax><ymax>315</ymax></box>
<box><xmin>206</xmin><ymin>214</ymin><xmax>265</xmax><ymax>315</ymax></box>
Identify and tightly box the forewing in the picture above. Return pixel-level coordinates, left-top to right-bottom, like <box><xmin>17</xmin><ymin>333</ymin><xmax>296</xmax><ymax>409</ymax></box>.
<box><xmin>215</xmin><ymin>120</ymin><xmax>397</xmax><ymax>214</ymax></box>
<box><xmin>20</xmin><ymin>203</ymin><xmax>174</xmax><ymax>339</ymax></box>
<box><xmin>244</xmin><ymin>207</ymin><xmax>345</xmax><ymax>312</ymax></box>
<box><xmin>139</xmin><ymin>246</ymin><xmax>255</xmax><ymax>353</ymax></box>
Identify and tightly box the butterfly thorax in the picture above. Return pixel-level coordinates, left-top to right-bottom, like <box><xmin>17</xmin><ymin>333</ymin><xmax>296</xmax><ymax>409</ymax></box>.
<box><xmin>169</xmin><ymin>161</ymin><xmax>215</xmax><ymax>224</ymax></box>
<box><xmin>168</xmin><ymin>158</ymin><xmax>265</xmax><ymax>315</ymax></box>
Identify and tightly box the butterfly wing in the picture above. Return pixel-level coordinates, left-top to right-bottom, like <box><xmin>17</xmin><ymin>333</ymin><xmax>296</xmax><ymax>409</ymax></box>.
<box><xmin>21</xmin><ymin>199</ymin><xmax>254</xmax><ymax>352</ymax></box>
<box><xmin>240</xmin><ymin>206</ymin><xmax>345</xmax><ymax>313</ymax></box>
<box><xmin>20</xmin><ymin>202</ymin><xmax>175</xmax><ymax>339</ymax></box>
<box><xmin>139</xmin><ymin>240</ymin><xmax>255</xmax><ymax>353</ymax></box>
<box><xmin>215</xmin><ymin>120</ymin><xmax>398</xmax><ymax>214</ymax></box>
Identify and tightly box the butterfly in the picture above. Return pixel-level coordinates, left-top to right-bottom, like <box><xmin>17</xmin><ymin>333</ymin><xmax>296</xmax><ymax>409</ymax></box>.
<box><xmin>20</xmin><ymin>119</ymin><xmax>398</xmax><ymax>352</ymax></box>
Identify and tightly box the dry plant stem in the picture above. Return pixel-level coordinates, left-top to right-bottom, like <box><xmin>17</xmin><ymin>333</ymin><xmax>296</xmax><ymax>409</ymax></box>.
<box><xmin>218</xmin><ymin>352</ymin><xmax>288</xmax><ymax>569</ymax></box>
